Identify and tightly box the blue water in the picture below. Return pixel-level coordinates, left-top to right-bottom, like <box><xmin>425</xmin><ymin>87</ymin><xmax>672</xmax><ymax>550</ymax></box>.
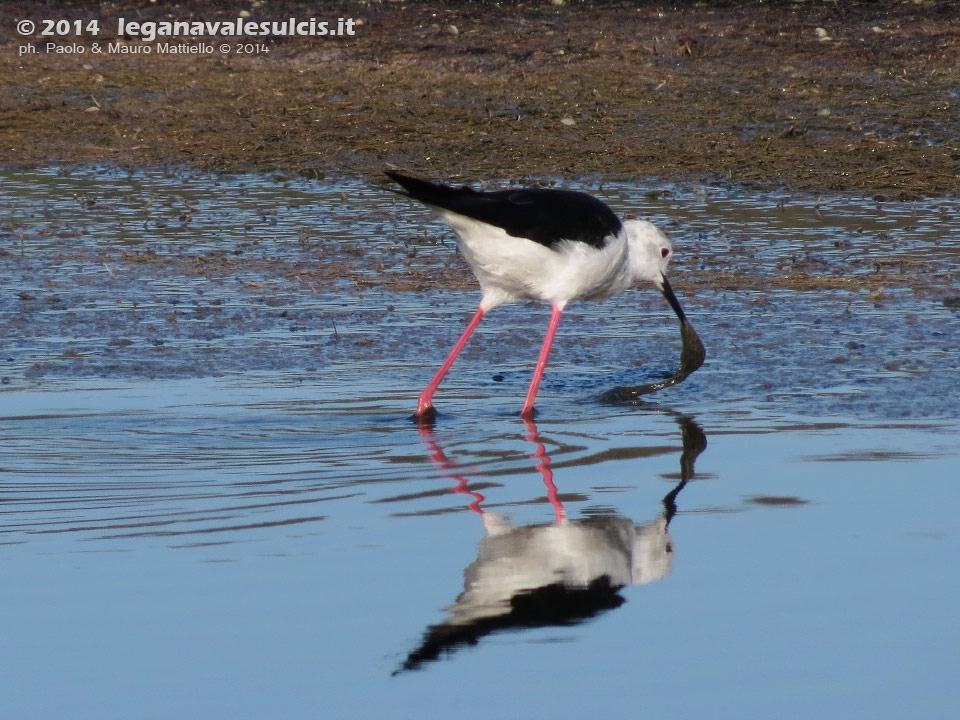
<box><xmin>3</xmin><ymin>378</ymin><xmax>959</xmax><ymax>719</ymax></box>
<box><xmin>2</xmin><ymin>168</ymin><xmax>959</xmax><ymax>718</ymax></box>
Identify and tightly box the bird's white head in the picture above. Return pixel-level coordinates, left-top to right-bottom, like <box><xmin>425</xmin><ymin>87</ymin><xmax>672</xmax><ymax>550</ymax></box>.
<box><xmin>622</xmin><ymin>219</ymin><xmax>673</xmax><ymax>290</ymax></box>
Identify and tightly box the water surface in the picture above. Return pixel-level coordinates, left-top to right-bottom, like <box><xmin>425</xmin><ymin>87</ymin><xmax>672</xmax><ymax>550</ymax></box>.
<box><xmin>1</xmin><ymin>168</ymin><xmax>959</xmax><ymax>718</ymax></box>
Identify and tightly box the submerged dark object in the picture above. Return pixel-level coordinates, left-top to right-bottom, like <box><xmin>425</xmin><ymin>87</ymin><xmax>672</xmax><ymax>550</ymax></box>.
<box><xmin>599</xmin><ymin>309</ymin><xmax>706</xmax><ymax>403</ymax></box>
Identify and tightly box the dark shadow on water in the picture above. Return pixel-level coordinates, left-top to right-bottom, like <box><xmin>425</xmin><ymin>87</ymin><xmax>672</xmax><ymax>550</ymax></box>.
<box><xmin>394</xmin><ymin>414</ymin><xmax>707</xmax><ymax>674</ymax></box>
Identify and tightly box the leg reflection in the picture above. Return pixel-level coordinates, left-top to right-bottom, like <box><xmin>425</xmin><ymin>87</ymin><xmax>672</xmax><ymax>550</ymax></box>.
<box><xmin>417</xmin><ymin>425</ymin><xmax>485</xmax><ymax>516</ymax></box>
<box><xmin>523</xmin><ymin>418</ymin><xmax>566</xmax><ymax>524</ymax></box>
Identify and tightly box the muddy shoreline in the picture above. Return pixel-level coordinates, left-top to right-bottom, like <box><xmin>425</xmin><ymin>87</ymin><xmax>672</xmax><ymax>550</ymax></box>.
<box><xmin>2</xmin><ymin>1</ymin><xmax>958</xmax><ymax>196</ymax></box>
<box><xmin>2</xmin><ymin>166</ymin><xmax>957</xmax><ymax>397</ymax></box>
<box><xmin>3</xmin><ymin>3</ymin><xmax>958</xmax><ymax>390</ymax></box>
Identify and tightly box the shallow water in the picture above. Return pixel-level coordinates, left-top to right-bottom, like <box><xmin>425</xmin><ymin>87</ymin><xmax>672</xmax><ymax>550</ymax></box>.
<box><xmin>2</xmin><ymin>168</ymin><xmax>959</xmax><ymax>718</ymax></box>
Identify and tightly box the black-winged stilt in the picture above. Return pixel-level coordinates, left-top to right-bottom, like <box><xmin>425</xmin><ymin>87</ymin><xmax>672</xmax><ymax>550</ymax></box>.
<box><xmin>386</xmin><ymin>170</ymin><xmax>703</xmax><ymax>421</ymax></box>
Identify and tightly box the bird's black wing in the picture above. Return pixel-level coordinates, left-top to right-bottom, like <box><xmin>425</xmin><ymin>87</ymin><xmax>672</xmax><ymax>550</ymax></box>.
<box><xmin>386</xmin><ymin>170</ymin><xmax>622</xmax><ymax>250</ymax></box>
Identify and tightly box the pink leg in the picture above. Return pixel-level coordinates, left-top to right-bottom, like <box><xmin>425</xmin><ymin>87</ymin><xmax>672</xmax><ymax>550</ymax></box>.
<box><xmin>417</xmin><ymin>306</ymin><xmax>485</xmax><ymax>419</ymax></box>
<box><xmin>520</xmin><ymin>305</ymin><xmax>564</xmax><ymax>418</ymax></box>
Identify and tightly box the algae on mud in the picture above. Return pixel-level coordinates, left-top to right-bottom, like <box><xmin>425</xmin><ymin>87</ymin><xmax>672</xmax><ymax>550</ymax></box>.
<box><xmin>1</xmin><ymin>1</ymin><xmax>959</xmax><ymax>197</ymax></box>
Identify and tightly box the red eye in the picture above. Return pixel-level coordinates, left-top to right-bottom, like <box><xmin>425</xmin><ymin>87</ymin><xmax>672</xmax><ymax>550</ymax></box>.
<box><xmin>661</xmin><ymin>248</ymin><xmax>670</xmax><ymax>258</ymax></box>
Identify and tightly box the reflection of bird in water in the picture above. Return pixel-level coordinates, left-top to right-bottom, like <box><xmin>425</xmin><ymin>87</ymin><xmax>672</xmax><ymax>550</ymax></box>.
<box><xmin>396</xmin><ymin>416</ymin><xmax>706</xmax><ymax>674</ymax></box>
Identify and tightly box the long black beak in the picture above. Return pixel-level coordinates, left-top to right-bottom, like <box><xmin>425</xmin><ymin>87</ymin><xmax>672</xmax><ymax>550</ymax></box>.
<box><xmin>660</xmin><ymin>274</ymin><xmax>705</xmax><ymax>378</ymax></box>
<box><xmin>660</xmin><ymin>275</ymin><xmax>688</xmax><ymax>325</ymax></box>
<box><xmin>597</xmin><ymin>274</ymin><xmax>705</xmax><ymax>403</ymax></box>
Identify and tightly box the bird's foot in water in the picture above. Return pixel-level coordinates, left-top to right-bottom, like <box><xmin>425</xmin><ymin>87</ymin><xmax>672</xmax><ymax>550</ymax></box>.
<box><xmin>412</xmin><ymin>404</ymin><xmax>437</xmax><ymax>427</ymax></box>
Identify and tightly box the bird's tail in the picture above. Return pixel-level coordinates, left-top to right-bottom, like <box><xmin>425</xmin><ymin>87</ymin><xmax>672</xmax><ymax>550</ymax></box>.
<box><xmin>384</xmin><ymin>169</ymin><xmax>467</xmax><ymax>205</ymax></box>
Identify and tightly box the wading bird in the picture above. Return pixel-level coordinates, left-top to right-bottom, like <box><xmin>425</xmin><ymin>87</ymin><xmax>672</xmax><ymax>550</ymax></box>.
<box><xmin>386</xmin><ymin>170</ymin><xmax>702</xmax><ymax>422</ymax></box>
